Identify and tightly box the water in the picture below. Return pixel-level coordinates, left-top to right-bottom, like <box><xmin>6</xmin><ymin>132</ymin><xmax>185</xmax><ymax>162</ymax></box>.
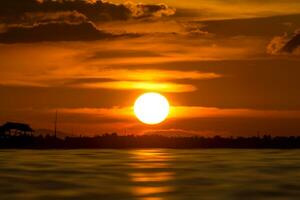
<box><xmin>0</xmin><ymin>149</ymin><xmax>300</xmax><ymax>200</ymax></box>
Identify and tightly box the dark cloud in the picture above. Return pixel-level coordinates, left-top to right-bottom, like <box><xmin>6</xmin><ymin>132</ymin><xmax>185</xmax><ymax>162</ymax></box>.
<box><xmin>0</xmin><ymin>21</ymin><xmax>137</xmax><ymax>43</ymax></box>
<box><xmin>0</xmin><ymin>0</ymin><xmax>175</xmax><ymax>24</ymax></box>
<box><xmin>0</xmin><ymin>0</ymin><xmax>173</xmax><ymax>43</ymax></box>
<box><xmin>267</xmin><ymin>30</ymin><xmax>300</xmax><ymax>54</ymax></box>
<box><xmin>281</xmin><ymin>31</ymin><xmax>300</xmax><ymax>53</ymax></box>
<box><xmin>85</xmin><ymin>49</ymin><xmax>164</xmax><ymax>60</ymax></box>
<box><xmin>189</xmin><ymin>14</ymin><xmax>300</xmax><ymax>37</ymax></box>
<box><xmin>63</xmin><ymin>78</ymin><xmax>114</xmax><ymax>86</ymax></box>
<box><xmin>21</xmin><ymin>11</ymin><xmax>88</xmax><ymax>24</ymax></box>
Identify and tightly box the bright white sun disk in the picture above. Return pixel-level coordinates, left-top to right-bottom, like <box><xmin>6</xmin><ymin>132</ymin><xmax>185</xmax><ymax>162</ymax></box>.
<box><xmin>134</xmin><ymin>92</ymin><xmax>170</xmax><ymax>125</ymax></box>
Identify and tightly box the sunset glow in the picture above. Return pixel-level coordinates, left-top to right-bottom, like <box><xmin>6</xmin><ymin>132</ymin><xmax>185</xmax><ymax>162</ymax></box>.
<box><xmin>1</xmin><ymin>1</ymin><xmax>300</xmax><ymax>199</ymax></box>
<box><xmin>0</xmin><ymin>0</ymin><xmax>299</xmax><ymax>136</ymax></box>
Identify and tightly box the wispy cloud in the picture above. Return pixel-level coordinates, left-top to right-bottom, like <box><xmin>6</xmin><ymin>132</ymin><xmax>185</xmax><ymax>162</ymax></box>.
<box><xmin>171</xmin><ymin>106</ymin><xmax>300</xmax><ymax>119</ymax></box>
<box><xmin>62</xmin><ymin>69</ymin><xmax>220</xmax><ymax>92</ymax></box>
<box><xmin>0</xmin><ymin>21</ymin><xmax>137</xmax><ymax>43</ymax></box>
<box><xmin>74</xmin><ymin>81</ymin><xmax>196</xmax><ymax>93</ymax></box>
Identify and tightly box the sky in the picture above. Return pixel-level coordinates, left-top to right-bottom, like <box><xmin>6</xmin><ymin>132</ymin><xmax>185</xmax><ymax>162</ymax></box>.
<box><xmin>0</xmin><ymin>0</ymin><xmax>300</xmax><ymax>136</ymax></box>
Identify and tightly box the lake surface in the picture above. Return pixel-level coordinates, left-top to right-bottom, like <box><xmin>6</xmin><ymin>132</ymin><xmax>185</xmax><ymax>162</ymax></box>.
<box><xmin>0</xmin><ymin>149</ymin><xmax>300</xmax><ymax>200</ymax></box>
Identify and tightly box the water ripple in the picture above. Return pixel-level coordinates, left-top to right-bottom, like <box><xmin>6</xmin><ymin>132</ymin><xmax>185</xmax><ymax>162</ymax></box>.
<box><xmin>0</xmin><ymin>149</ymin><xmax>300</xmax><ymax>199</ymax></box>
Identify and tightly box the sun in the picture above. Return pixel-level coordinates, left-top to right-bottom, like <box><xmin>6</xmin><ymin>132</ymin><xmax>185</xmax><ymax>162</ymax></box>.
<box><xmin>134</xmin><ymin>92</ymin><xmax>170</xmax><ymax>125</ymax></box>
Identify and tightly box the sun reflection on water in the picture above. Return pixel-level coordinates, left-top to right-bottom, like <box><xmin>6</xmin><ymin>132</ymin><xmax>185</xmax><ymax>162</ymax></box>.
<box><xmin>131</xmin><ymin>172</ymin><xmax>174</xmax><ymax>182</ymax></box>
<box><xmin>128</xmin><ymin>150</ymin><xmax>175</xmax><ymax>200</ymax></box>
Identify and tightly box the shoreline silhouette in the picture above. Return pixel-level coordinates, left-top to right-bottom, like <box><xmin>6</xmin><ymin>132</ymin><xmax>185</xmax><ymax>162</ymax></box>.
<box><xmin>1</xmin><ymin>122</ymin><xmax>300</xmax><ymax>149</ymax></box>
<box><xmin>1</xmin><ymin>133</ymin><xmax>300</xmax><ymax>149</ymax></box>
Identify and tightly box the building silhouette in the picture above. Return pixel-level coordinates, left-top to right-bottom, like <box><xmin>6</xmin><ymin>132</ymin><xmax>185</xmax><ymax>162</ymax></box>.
<box><xmin>0</xmin><ymin>122</ymin><xmax>34</xmax><ymax>137</ymax></box>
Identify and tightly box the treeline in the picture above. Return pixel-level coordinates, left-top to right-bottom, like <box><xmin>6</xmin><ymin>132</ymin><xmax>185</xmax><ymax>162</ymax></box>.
<box><xmin>1</xmin><ymin>133</ymin><xmax>300</xmax><ymax>149</ymax></box>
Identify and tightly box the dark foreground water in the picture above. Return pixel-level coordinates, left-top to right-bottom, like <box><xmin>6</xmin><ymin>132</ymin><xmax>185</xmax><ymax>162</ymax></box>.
<box><xmin>0</xmin><ymin>149</ymin><xmax>300</xmax><ymax>200</ymax></box>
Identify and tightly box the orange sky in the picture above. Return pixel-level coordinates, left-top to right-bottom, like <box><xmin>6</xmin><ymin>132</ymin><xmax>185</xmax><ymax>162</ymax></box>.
<box><xmin>0</xmin><ymin>0</ymin><xmax>300</xmax><ymax>136</ymax></box>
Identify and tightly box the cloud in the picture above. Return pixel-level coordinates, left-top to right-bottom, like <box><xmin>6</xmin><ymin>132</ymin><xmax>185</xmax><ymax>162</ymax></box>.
<box><xmin>180</xmin><ymin>22</ymin><xmax>212</xmax><ymax>36</ymax></box>
<box><xmin>64</xmin><ymin>70</ymin><xmax>221</xmax><ymax>82</ymax></box>
<box><xmin>0</xmin><ymin>0</ymin><xmax>175</xmax><ymax>43</ymax></box>
<box><xmin>172</xmin><ymin>1</ymin><xmax>300</xmax><ymax>21</ymax></box>
<box><xmin>0</xmin><ymin>56</ymin><xmax>221</xmax><ymax>92</ymax></box>
<box><xmin>72</xmin><ymin>81</ymin><xmax>197</xmax><ymax>93</ymax></box>
<box><xmin>267</xmin><ymin>34</ymin><xmax>289</xmax><ymax>54</ymax></box>
<box><xmin>21</xmin><ymin>11</ymin><xmax>88</xmax><ymax>24</ymax></box>
<box><xmin>125</xmin><ymin>3</ymin><xmax>176</xmax><ymax>19</ymax></box>
<box><xmin>11</xmin><ymin>69</ymin><xmax>220</xmax><ymax>93</ymax></box>
<box><xmin>281</xmin><ymin>31</ymin><xmax>300</xmax><ymax>53</ymax></box>
<box><xmin>189</xmin><ymin>14</ymin><xmax>300</xmax><ymax>38</ymax></box>
<box><xmin>0</xmin><ymin>0</ymin><xmax>176</xmax><ymax>24</ymax></box>
<box><xmin>86</xmin><ymin>49</ymin><xmax>164</xmax><ymax>59</ymax></box>
<box><xmin>267</xmin><ymin>29</ymin><xmax>300</xmax><ymax>54</ymax></box>
<box><xmin>53</xmin><ymin>72</ymin><xmax>202</xmax><ymax>92</ymax></box>
<box><xmin>0</xmin><ymin>21</ymin><xmax>136</xmax><ymax>43</ymax></box>
<box><xmin>171</xmin><ymin>106</ymin><xmax>300</xmax><ymax>119</ymax></box>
